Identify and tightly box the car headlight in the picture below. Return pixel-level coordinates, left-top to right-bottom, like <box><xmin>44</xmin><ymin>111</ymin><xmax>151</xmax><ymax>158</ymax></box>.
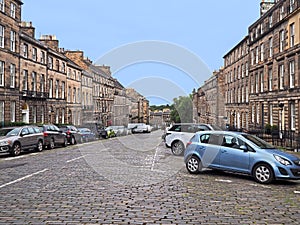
<box><xmin>0</xmin><ymin>140</ymin><xmax>11</xmax><ymax>146</ymax></box>
<box><xmin>274</xmin><ymin>155</ymin><xmax>291</xmax><ymax>166</ymax></box>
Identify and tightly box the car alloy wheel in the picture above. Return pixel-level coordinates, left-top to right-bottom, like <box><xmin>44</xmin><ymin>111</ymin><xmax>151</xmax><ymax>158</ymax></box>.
<box><xmin>171</xmin><ymin>141</ymin><xmax>185</xmax><ymax>156</ymax></box>
<box><xmin>11</xmin><ymin>143</ymin><xmax>21</xmax><ymax>156</ymax></box>
<box><xmin>49</xmin><ymin>138</ymin><xmax>55</xmax><ymax>149</ymax></box>
<box><xmin>70</xmin><ymin>136</ymin><xmax>76</xmax><ymax>145</ymax></box>
<box><xmin>36</xmin><ymin>141</ymin><xmax>43</xmax><ymax>152</ymax></box>
<box><xmin>186</xmin><ymin>156</ymin><xmax>201</xmax><ymax>174</ymax></box>
<box><xmin>253</xmin><ymin>164</ymin><xmax>274</xmax><ymax>184</ymax></box>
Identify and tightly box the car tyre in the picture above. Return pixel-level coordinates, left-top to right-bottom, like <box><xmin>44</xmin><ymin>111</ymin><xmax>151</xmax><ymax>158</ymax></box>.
<box><xmin>11</xmin><ymin>143</ymin><xmax>21</xmax><ymax>156</ymax></box>
<box><xmin>36</xmin><ymin>140</ymin><xmax>44</xmax><ymax>152</ymax></box>
<box><xmin>70</xmin><ymin>136</ymin><xmax>76</xmax><ymax>145</ymax></box>
<box><xmin>253</xmin><ymin>163</ymin><xmax>274</xmax><ymax>184</ymax></box>
<box><xmin>171</xmin><ymin>141</ymin><xmax>185</xmax><ymax>156</ymax></box>
<box><xmin>186</xmin><ymin>156</ymin><xmax>202</xmax><ymax>174</ymax></box>
<box><xmin>63</xmin><ymin>137</ymin><xmax>68</xmax><ymax>147</ymax></box>
<box><xmin>48</xmin><ymin>138</ymin><xmax>55</xmax><ymax>149</ymax></box>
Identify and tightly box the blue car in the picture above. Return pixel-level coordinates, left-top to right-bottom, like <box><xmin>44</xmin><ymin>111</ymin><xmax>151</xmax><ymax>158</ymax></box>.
<box><xmin>184</xmin><ymin>131</ymin><xmax>300</xmax><ymax>184</ymax></box>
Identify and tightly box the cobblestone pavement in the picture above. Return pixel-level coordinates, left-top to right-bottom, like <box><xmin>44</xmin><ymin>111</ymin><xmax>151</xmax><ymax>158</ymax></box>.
<box><xmin>0</xmin><ymin>130</ymin><xmax>299</xmax><ymax>225</ymax></box>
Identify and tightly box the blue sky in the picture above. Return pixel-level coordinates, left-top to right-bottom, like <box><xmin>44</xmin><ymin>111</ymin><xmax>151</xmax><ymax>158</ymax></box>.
<box><xmin>22</xmin><ymin>0</ymin><xmax>261</xmax><ymax>105</ymax></box>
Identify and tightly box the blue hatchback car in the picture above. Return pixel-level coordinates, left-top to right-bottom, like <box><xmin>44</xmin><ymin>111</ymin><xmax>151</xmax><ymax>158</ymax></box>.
<box><xmin>184</xmin><ymin>131</ymin><xmax>300</xmax><ymax>184</ymax></box>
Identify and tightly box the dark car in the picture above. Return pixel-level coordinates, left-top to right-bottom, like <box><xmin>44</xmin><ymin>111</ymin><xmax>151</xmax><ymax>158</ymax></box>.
<box><xmin>0</xmin><ymin>126</ymin><xmax>44</xmax><ymax>156</ymax></box>
<box><xmin>38</xmin><ymin>124</ymin><xmax>68</xmax><ymax>149</ymax></box>
<box><xmin>58</xmin><ymin>125</ymin><xmax>83</xmax><ymax>145</ymax></box>
<box><xmin>78</xmin><ymin>128</ymin><xmax>96</xmax><ymax>142</ymax></box>
<box><xmin>97</xmin><ymin>127</ymin><xmax>108</xmax><ymax>139</ymax></box>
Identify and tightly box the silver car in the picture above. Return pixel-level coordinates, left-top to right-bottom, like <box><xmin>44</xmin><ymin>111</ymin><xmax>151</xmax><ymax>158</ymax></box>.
<box><xmin>0</xmin><ymin>126</ymin><xmax>44</xmax><ymax>156</ymax></box>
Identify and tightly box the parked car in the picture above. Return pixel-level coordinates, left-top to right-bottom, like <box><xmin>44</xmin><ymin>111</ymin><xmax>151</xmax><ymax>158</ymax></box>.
<box><xmin>58</xmin><ymin>125</ymin><xmax>83</xmax><ymax>145</ymax></box>
<box><xmin>0</xmin><ymin>126</ymin><xmax>44</xmax><ymax>156</ymax></box>
<box><xmin>105</xmin><ymin>127</ymin><xmax>116</xmax><ymax>138</ymax></box>
<box><xmin>128</xmin><ymin>123</ymin><xmax>151</xmax><ymax>133</ymax></box>
<box><xmin>78</xmin><ymin>128</ymin><xmax>96</xmax><ymax>142</ymax></box>
<box><xmin>38</xmin><ymin>124</ymin><xmax>67</xmax><ymax>149</ymax></box>
<box><xmin>184</xmin><ymin>130</ymin><xmax>300</xmax><ymax>184</ymax></box>
<box><xmin>165</xmin><ymin>123</ymin><xmax>221</xmax><ymax>156</ymax></box>
<box><xmin>97</xmin><ymin>127</ymin><xmax>108</xmax><ymax>139</ymax></box>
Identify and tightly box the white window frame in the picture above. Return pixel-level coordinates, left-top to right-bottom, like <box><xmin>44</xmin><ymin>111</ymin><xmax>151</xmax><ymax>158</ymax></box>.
<box><xmin>290</xmin><ymin>102</ymin><xmax>296</xmax><ymax>131</ymax></box>
<box><xmin>255</xmin><ymin>47</ymin><xmax>259</xmax><ymax>64</ymax></box>
<box><xmin>23</xmin><ymin>70</ymin><xmax>28</xmax><ymax>91</ymax></box>
<box><xmin>32</xmin><ymin>47</ymin><xmax>37</xmax><ymax>61</ymax></box>
<box><xmin>269</xmin><ymin>37</ymin><xmax>273</xmax><ymax>58</ymax></box>
<box><xmin>260</xmin><ymin>71</ymin><xmax>264</xmax><ymax>93</ymax></box>
<box><xmin>10</xmin><ymin>2</ymin><xmax>16</xmax><ymax>19</ymax></box>
<box><xmin>61</xmin><ymin>81</ymin><xmax>65</xmax><ymax>99</ymax></box>
<box><xmin>55</xmin><ymin>80</ymin><xmax>59</xmax><ymax>98</ymax></box>
<box><xmin>32</xmin><ymin>72</ymin><xmax>37</xmax><ymax>92</ymax></box>
<box><xmin>290</xmin><ymin>23</ymin><xmax>295</xmax><ymax>48</ymax></box>
<box><xmin>280</xmin><ymin>30</ymin><xmax>284</xmax><ymax>52</ymax></box>
<box><xmin>269</xmin><ymin>15</ymin><xmax>273</xmax><ymax>28</ymax></box>
<box><xmin>40</xmin><ymin>74</ymin><xmax>45</xmax><ymax>93</ymax></box>
<box><xmin>290</xmin><ymin>0</ymin><xmax>295</xmax><ymax>13</ymax></box>
<box><xmin>0</xmin><ymin>0</ymin><xmax>4</xmax><ymax>12</ymax></box>
<box><xmin>0</xmin><ymin>25</ymin><xmax>4</xmax><ymax>48</ymax></box>
<box><xmin>10</xmin><ymin>31</ymin><xmax>16</xmax><ymax>52</ymax></box>
<box><xmin>268</xmin><ymin>68</ymin><xmax>272</xmax><ymax>91</ymax></box>
<box><xmin>289</xmin><ymin>60</ymin><xmax>295</xmax><ymax>88</ymax></box>
<box><xmin>269</xmin><ymin>104</ymin><xmax>273</xmax><ymax>126</ymax></box>
<box><xmin>260</xmin><ymin>43</ymin><xmax>264</xmax><ymax>61</ymax></box>
<box><xmin>10</xmin><ymin>64</ymin><xmax>15</xmax><ymax>88</ymax></box>
<box><xmin>49</xmin><ymin>79</ymin><xmax>53</xmax><ymax>98</ymax></box>
<box><xmin>10</xmin><ymin>101</ymin><xmax>15</xmax><ymax>122</ymax></box>
<box><xmin>279</xmin><ymin>64</ymin><xmax>284</xmax><ymax>90</ymax></box>
<box><xmin>0</xmin><ymin>61</ymin><xmax>4</xmax><ymax>87</ymax></box>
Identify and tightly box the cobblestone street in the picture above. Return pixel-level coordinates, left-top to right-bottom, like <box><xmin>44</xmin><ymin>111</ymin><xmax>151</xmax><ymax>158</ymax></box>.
<box><xmin>0</xmin><ymin>131</ymin><xmax>299</xmax><ymax>224</ymax></box>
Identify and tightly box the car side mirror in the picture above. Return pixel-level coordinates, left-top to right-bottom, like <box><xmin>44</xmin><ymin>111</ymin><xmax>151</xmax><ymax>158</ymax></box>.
<box><xmin>240</xmin><ymin>145</ymin><xmax>248</xmax><ymax>152</ymax></box>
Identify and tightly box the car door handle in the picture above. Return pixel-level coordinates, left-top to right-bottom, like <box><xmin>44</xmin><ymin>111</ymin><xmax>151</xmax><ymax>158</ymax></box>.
<box><xmin>221</xmin><ymin>149</ymin><xmax>227</xmax><ymax>153</ymax></box>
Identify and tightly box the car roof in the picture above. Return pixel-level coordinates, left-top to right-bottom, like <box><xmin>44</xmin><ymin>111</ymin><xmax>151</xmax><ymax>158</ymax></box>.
<box><xmin>196</xmin><ymin>130</ymin><xmax>244</xmax><ymax>136</ymax></box>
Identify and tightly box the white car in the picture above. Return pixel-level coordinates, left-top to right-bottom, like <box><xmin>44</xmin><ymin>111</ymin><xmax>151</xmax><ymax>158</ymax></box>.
<box><xmin>128</xmin><ymin>123</ymin><xmax>151</xmax><ymax>133</ymax></box>
<box><xmin>164</xmin><ymin>123</ymin><xmax>221</xmax><ymax>156</ymax></box>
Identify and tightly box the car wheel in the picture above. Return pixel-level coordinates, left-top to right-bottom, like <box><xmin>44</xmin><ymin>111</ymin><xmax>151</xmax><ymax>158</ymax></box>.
<box><xmin>171</xmin><ymin>141</ymin><xmax>185</xmax><ymax>156</ymax></box>
<box><xmin>186</xmin><ymin>156</ymin><xmax>202</xmax><ymax>174</ymax></box>
<box><xmin>253</xmin><ymin>163</ymin><xmax>274</xmax><ymax>184</ymax></box>
<box><xmin>11</xmin><ymin>143</ymin><xmax>21</xmax><ymax>156</ymax></box>
<box><xmin>70</xmin><ymin>136</ymin><xmax>76</xmax><ymax>145</ymax></box>
<box><xmin>48</xmin><ymin>138</ymin><xmax>55</xmax><ymax>149</ymax></box>
<box><xmin>63</xmin><ymin>137</ymin><xmax>68</xmax><ymax>147</ymax></box>
<box><xmin>36</xmin><ymin>141</ymin><xmax>43</xmax><ymax>152</ymax></box>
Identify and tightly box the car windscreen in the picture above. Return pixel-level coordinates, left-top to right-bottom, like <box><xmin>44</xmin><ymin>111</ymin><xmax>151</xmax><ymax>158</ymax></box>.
<box><xmin>6</xmin><ymin>127</ymin><xmax>21</xmax><ymax>136</ymax></box>
<box><xmin>0</xmin><ymin>128</ymin><xmax>14</xmax><ymax>136</ymax></box>
<box><xmin>241</xmin><ymin>134</ymin><xmax>275</xmax><ymax>149</ymax></box>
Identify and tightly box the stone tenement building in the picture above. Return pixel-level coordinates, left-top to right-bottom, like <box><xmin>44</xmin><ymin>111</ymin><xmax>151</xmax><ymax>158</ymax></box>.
<box><xmin>126</xmin><ymin>88</ymin><xmax>149</xmax><ymax>124</ymax></box>
<box><xmin>194</xmin><ymin>0</ymin><xmax>300</xmax><ymax>135</ymax></box>
<box><xmin>0</xmin><ymin>0</ymin><xmax>149</xmax><ymax>127</ymax></box>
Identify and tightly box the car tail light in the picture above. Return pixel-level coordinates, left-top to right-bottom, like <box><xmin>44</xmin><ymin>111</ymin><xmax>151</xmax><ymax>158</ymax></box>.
<box><xmin>186</xmin><ymin>141</ymin><xmax>192</xmax><ymax>148</ymax></box>
<box><xmin>43</xmin><ymin>132</ymin><xmax>48</xmax><ymax>137</ymax></box>
<box><xmin>66</xmin><ymin>130</ymin><xmax>71</xmax><ymax>135</ymax></box>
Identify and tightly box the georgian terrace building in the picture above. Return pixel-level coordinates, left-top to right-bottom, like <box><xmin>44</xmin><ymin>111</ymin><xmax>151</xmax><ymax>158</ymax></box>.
<box><xmin>223</xmin><ymin>0</ymin><xmax>300</xmax><ymax>134</ymax></box>
<box><xmin>0</xmin><ymin>0</ymin><xmax>23</xmax><ymax>124</ymax></box>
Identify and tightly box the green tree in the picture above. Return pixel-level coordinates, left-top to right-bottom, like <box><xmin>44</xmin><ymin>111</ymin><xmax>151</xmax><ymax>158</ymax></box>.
<box><xmin>170</xmin><ymin>95</ymin><xmax>193</xmax><ymax>123</ymax></box>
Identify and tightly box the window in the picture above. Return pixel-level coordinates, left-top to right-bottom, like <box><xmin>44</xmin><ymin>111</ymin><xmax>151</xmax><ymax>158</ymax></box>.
<box><xmin>290</xmin><ymin>23</ymin><xmax>295</xmax><ymax>48</ymax></box>
<box><xmin>279</xmin><ymin>30</ymin><xmax>285</xmax><ymax>52</ymax></box>
<box><xmin>268</xmin><ymin>68</ymin><xmax>272</xmax><ymax>91</ymax></box>
<box><xmin>10</xmin><ymin>3</ymin><xmax>16</xmax><ymax>18</ymax></box>
<box><xmin>279</xmin><ymin>64</ymin><xmax>284</xmax><ymax>90</ymax></box>
<box><xmin>49</xmin><ymin>79</ymin><xmax>53</xmax><ymax>98</ymax></box>
<box><xmin>10</xmin><ymin>31</ymin><xmax>16</xmax><ymax>52</ymax></box>
<box><xmin>290</xmin><ymin>0</ymin><xmax>295</xmax><ymax>13</ymax></box>
<box><xmin>41</xmin><ymin>107</ymin><xmax>44</xmax><ymax>123</ymax></box>
<box><xmin>56</xmin><ymin>59</ymin><xmax>59</xmax><ymax>71</ymax></box>
<box><xmin>40</xmin><ymin>51</ymin><xmax>45</xmax><ymax>64</ymax></box>
<box><xmin>55</xmin><ymin>80</ymin><xmax>59</xmax><ymax>98</ymax></box>
<box><xmin>269</xmin><ymin>104</ymin><xmax>273</xmax><ymax>126</ymax></box>
<box><xmin>61</xmin><ymin>108</ymin><xmax>65</xmax><ymax>124</ymax></box>
<box><xmin>0</xmin><ymin>61</ymin><xmax>4</xmax><ymax>86</ymax></box>
<box><xmin>32</xmin><ymin>47</ymin><xmax>37</xmax><ymax>61</ymax></box>
<box><xmin>56</xmin><ymin>109</ymin><xmax>59</xmax><ymax>124</ymax></box>
<box><xmin>68</xmin><ymin>86</ymin><xmax>71</xmax><ymax>102</ymax></box>
<box><xmin>48</xmin><ymin>56</ymin><xmax>53</xmax><ymax>69</ymax></box>
<box><xmin>10</xmin><ymin>101</ymin><xmax>15</xmax><ymax>122</ymax></box>
<box><xmin>260</xmin><ymin>43</ymin><xmax>264</xmax><ymax>61</ymax></box>
<box><xmin>73</xmin><ymin>87</ymin><xmax>76</xmax><ymax>103</ymax></box>
<box><xmin>32</xmin><ymin>72</ymin><xmax>37</xmax><ymax>92</ymax></box>
<box><xmin>32</xmin><ymin>106</ymin><xmax>37</xmax><ymax>123</ymax></box>
<box><xmin>23</xmin><ymin>44</ymin><xmax>28</xmax><ymax>58</ymax></box>
<box><xmin>269</xmin><ymin>15</ymin><xmax>273</xmax><ymax>28</ymax></box>
<box><xmin>61</xmin><ymin>81</ymin><xmax>65</xmax><ymax>99</ymax></box>
<box><xmin>23</xmin><ymin>70</ymin><xmax>28</xmax><ymax>91</ymax></box>
<box><xmin>269</xmin><ymin>37</ymin><xmax>273</xmax><ymax>58</ymax></box>
<box><xmin>245</xmin><ymin>86</ymin><xmax>249</xmax><ymax>103</ymax></box>
<box><xmin>0</xmin><ymin>25</ymin><xmax>4</xmax><ymax>48</ymax></box>
<box><xmin>290</xmin><ymin>102</ymin><xmax>295</xmax><ymax>131</ymax></box>
<box><xmin>10</xmin><ymin>64</ymin><xmax>15</xmax><ymax>88</ymax></box>
<box><xmin>40</xmin><ymin>74</ymin><xmax>45</xmax><ymax>93</ymax></box>
<box><xmin>245</xmin><ymin>62</ymin><xmax>248</xmax><ymax>77</ymax></box>
<box><xmin>0</xmin><ymin>0</ymin><xmax>4</xmax><ymax>12</ymax></box>
<box><xmin>255</xmin><ymin>46</ymin><xmax>259</xmax><ymax>64</ymax></box>
<box><xmin>280</xmin><ymin>5</ymin><xmax>284</xmax><ymax>20</ymax></box>
<box><xmin>260</xmin><ymin>71</ymin><xmax>264</xmax><ymax>93</ymax></box>
<box><xmin>62</xmin><ymin>62</ymin><xmax>66</xmax><ymax>73</ymax></box>
<box><xmin>251</xmin><ymin>50</ymin><xmax>254</xmax><ymax>65</ymax></box>
<box><xmin>0</xmin><ymin>101</ymin><xmax>4</xmax><ymax>124</ymax></box>
<box><xmin>255</xmin><ymin>73</ymin><xmax>259</xmax><ymax>93</ymax></box>
<box><xmin>289</xmin><ymin>60</ymin><xmax>295</xmax><ymax>88</ymax></box>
